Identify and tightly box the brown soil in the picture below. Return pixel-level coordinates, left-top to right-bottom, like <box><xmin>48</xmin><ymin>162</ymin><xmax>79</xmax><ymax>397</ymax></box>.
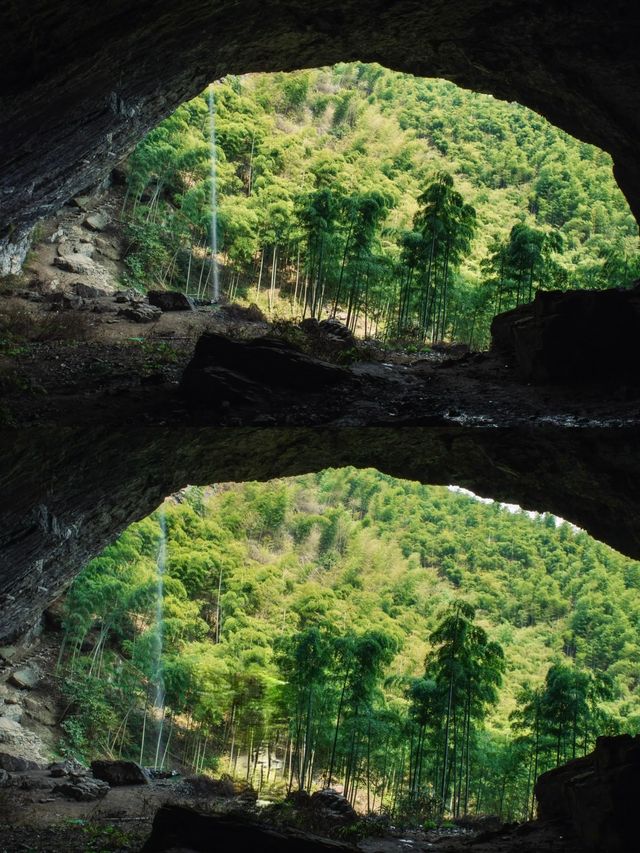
<box><xmin>0</xmin><ymin>775</ymin><xmax>585</xmax><ymax>853</ymax></box>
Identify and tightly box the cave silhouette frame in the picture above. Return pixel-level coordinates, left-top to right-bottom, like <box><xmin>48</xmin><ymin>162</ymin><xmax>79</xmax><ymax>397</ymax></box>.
<box><xmin>1</xmin><ymin>0</ymin><xmax>639</xmax><ymax>256</ymax></box>
<box><xmin>0</xmin><ymin>1</ymin><xmax>639</xmax><ymax>644</ymax></box>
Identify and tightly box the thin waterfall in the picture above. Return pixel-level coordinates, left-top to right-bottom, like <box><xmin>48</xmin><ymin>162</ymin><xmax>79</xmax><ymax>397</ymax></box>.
<box><xmin>153</xmin><ymin>509</ymin><xmax>167</xmax><ymax>769</ymax></box>
<box><xmin>208</xmin><ymin>85</ymin><xmax>221</xmax><ymax>303</ymax></box>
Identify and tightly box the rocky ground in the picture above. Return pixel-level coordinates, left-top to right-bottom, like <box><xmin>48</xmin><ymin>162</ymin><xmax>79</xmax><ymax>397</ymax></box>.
<box><xmin>1</xmin><ymin>184</ymin><xmax>639</xmax><ymax>434</ymax></box>
<box><xmin>0</xmin><ymin>764</ymin><xmax>584</xmax><ymax>853</ymax></box>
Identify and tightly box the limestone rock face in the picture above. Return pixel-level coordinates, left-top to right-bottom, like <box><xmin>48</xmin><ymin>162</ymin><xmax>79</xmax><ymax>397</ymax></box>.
<box><xmin>535</xmin><ymin>735</ymin><xmax>640</xmax><ymax>853</ymax></box>
<box><xmin>0</xmin><ymin>2</ymin><xmax>639</xmax><ymax>271</ymax></box>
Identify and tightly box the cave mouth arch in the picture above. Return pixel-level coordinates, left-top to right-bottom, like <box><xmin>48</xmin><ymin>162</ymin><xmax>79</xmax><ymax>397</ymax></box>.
<box><xmin>2</xmin><ymin>423</ymin><xmax>639</xmax><ymax>645</ymax></box>
<box><xmin>47</xmin><ymin>466</ymin><xmax>640</xmax><ymax>825</ymax></box>
<box><xmin>1</xmin><ymin>1</ymin><xmax>640</xmax><ymax>271</ymax></box>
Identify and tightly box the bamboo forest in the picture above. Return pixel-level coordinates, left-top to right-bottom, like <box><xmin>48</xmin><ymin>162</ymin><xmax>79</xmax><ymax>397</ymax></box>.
<box><xmin>122</xmin><ymin>63</ymin><xmax>639</xmax><ymax>348</ymax></box>
<box><xmin>57</xmin><ymin>469</ymin><xmax>640</xmax><ymax>823</ymax></box>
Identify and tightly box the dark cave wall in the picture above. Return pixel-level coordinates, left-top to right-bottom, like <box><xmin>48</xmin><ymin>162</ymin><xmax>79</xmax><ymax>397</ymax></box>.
<box><xmin>1</xmin><ymin>1</ymin><xmax>639</xmax><ymax>271</ymax></box>
<box><xmin>1</xmin><ymin>424</ymin><xmax>639</xmax><ymax>644</ymax></box>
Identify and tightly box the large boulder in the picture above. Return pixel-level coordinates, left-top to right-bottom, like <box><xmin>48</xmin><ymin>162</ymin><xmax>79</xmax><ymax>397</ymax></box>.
<box><xmin>148</xmin><ymin>290</ymin><xmax>195</xmax><ymax>311</ymax></box>
<box><xmin>53</xmin><ymin>254</ymin><xmax>97</xmax><ymax>276</ymax></box>
<box><xmin>300</xmin><ymin>318</ymin><xmax>357</xmax><ymax>360</ymax></box>
<box><xmin>91</xmin><ymin>759</ymin><xmax>150</xmax><ymax>786</ymax></box>
<box><xmin>118</xmin><ymin>303</ymin><xmax>162</xmax><ymax>323</ymax></box>
<box><xmin>72</xmin><ymin>281</ymin><xmax>114</xmax><ymax>299</ymax></box>
<box><xmin>83</xmin><ymin>212</ymin><xmax>109</xmax><ymax>232</ymax></box>
<box><xmin>8</xmin><ymin>666</ymin><xmax>41</xmax><ymax>690</ymax></box>
<box><xmin>181</xmin><ymin>774</ymin><xmax>235</xmax><ymax>798</ymax></box>
<box><xmin>491</xmin><ymin>284</ymin><xmax>640</xmax><ymax>383</ymax></box>
<box><xmin>54</xmin><ymin>776</ymin><xmax>110</xmax><ymax>801</ymax></box>
<box><xmin>219</xmin><ymin>302</ymin><xmax>267</xmax><ymax>324</ymax></box>
<box><xmin>49</xmin><ymin>758</ymin><xmax>87</xmax><ymax>778</ymax></box>
<box><xmin>535</xmin><ymin>734</ymin><xmax>640</xmax><ymax>853</ymax></box>
<box><xmin>141</xmin><ymin>805</ymin><xmax>359</xmax><ymax>852</ymax></box>
<box><xmin>180</xmin><ymin>333</ymin><xmax>347</xmax><ymax>409</ymax></box>
<box><xmin>0</xmin><ymin>752</ymin><xmax>41</xmax><ymax>772</ymax></box>
<box><xmin>310</xmin><ymin>788</ymin><xmax>357</xmax><ymax>825</ymax></box>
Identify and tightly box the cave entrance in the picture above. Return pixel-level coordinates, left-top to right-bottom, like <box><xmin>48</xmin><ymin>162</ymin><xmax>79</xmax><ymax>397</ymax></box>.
<box><xmin>119</xmin><ymin>64</ymin><xmax>638</xmax><ymax>351</ymax></box>
<box><xmin>4</xmin><ymin>466</ymin><xmax>637</xmax><ymax>849</ymax></box>
<box><xmin>2</xmin><ymin>0</ymin><xmax>640</xmax><ymax>275</ymax></box>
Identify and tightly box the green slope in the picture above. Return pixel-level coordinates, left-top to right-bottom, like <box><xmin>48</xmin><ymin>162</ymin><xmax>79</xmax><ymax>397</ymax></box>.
<box><xmin>58</xmin><ymin>469</ymin><xmax>640</xmax><ymax>821</ymax></box>
<box><xmin>123</xmin><ymin>63</ymin><xmax>640</xmax><ymax>345</ymax></box>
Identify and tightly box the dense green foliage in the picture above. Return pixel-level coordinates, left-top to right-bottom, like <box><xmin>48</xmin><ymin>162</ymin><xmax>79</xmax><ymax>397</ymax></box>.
<box><xmin>59</xmin><ymin>469</ymin><xmax>640</xmax><ymax>822</ymax></box>
<box><xmin>122</xmin><ymin>63</ymin><xmax>639</xmax><ymax>346</ymax></box>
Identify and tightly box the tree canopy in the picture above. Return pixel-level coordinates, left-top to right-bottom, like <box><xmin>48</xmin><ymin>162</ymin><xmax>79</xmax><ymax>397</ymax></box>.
<box><xmin>122</xmin><ymin>63</ymin><xmax>639</xmax><ymax>348</ymax></box>
<box><xmin>58</xmin><ymin>469</ymin><xmax>640</xmax><ymax>822</ymax></box>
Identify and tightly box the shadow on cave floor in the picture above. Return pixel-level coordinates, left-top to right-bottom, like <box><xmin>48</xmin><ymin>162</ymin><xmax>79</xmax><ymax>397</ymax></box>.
<box><xmin>0</xmin><ymin>775</ymin><xmax>584</xmax><ymax>853</ymax></box>
<box><xmin>1</xmin><ymin>283</ymin><xmax>639</xmax><ymax>432</ymax></box>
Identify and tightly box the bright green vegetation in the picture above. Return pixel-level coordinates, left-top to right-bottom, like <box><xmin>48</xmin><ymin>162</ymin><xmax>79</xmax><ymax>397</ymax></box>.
<box><xmin>123</xmin><ymin>63</ymin><xmax>639</xmax><ymax>347</ymax></box>
<box><xmin>58</xmin><ymin>469</ymin><xmax>640</xmax><ymax>823</ymax></box>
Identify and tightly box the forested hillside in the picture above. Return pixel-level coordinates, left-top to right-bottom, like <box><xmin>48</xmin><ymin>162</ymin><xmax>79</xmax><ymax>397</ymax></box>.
<box><xmin>58</xmin><ymin>469</ymin><xmax>640</xmax><ymax>822</ymax></box>
<box><xmin>122</xmin><ymin>63</ymin><xmax>640</xmax><ymax>346</ymax></box>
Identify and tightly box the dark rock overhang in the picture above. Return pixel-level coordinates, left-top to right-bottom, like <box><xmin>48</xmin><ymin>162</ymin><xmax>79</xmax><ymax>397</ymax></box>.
<box><xmin>1</xmin><ymin>1</ymin><xmax>640</xmax><ymax>270</ymax></box>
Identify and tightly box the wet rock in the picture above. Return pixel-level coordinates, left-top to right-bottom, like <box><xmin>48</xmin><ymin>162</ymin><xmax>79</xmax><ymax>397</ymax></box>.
<box><xmin>83</xmin><ymin>212</ymin><xmax>109</xmax><ymax>232</ymax></box>
<box><xmin>0</xmin><ymin>768</ymin><xmax>9</xmax><ymax>787</ymax></box>
<box><xmin>9</xmin><ymin>666</ymin><xmax>40</xmax><ymax>689</ymax></box>
<box><xmin>44</xmin><ymin>292</ymin><xmax>85</xmax><ymax>311</ymax></box>
<box><xmin>318</xmin><ymin>318</ymin><xmax>355</xmax><ymax>344</ymax></box>
<box><xmin>286</xmin><ymin>789</ymin><xmax>312</xmax><ymax>808</ymax></box>
<box><xmin>535</xmin><ymin>734</ymin><xmax>640</xmax><ymax>853</ymax></box>
<box><xmin>233</xmin><ymin>780</ymin><xmax>258</xmax><ymax>806</ymax></box>
<box><xmin>148</xmin><ymin>290</ymin><xmax>195</xmax><ymax>311</ymax></box>
<box><xmin>91</xmin><ymin>759</ymin><xmax>150</xmax><ymax>785</ymax></box>
<box><xmin>491</xmin><ymin>285</ymin><xmax>640</xmax><ymax>383</ymax></box>
<box><xmin>118</xmin><ymin>304</ymin><xmax>162</xmax><ymax>323</ymax></box>
<box><xmin>301</xmin><ymin>318</ymin><xmax>357</xmax><ymax>358</ymax></box>
<box><xmin>54</xmin><ymin>776</ymin><xmax>109</xmax><ymax>801</ymax></box>
<box><xmin>0</xmin><ymin>751</ymin><xmax>40</xmax><ymax>772</ymax></box>
<box><xmin>454</xmin><ymin>813</ymin><xmax>504</xmax><ymax>833</ymax></box>
<box><xmin>16</xmin><ymin>775</ymin><xmax>55</xmax><ymax>791</ymax></box>
<box><xmin>140</xmin><ymin>805</ymin><xmax>359</xmax><ymax>852</ymax></box>
<box><xmin>19</xmin><ymin>290</ymin><xmax>44</xmax><ymax>302</ymax></box>
<box><xmin>432</xmin><ymin>341</ymin><xmax>471</xmax><ymax>358</ymax></box>
<box><xmin>146</xmin><ymin>767</ymin><xmax>179</xmax><ymax>780</ymax></box>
